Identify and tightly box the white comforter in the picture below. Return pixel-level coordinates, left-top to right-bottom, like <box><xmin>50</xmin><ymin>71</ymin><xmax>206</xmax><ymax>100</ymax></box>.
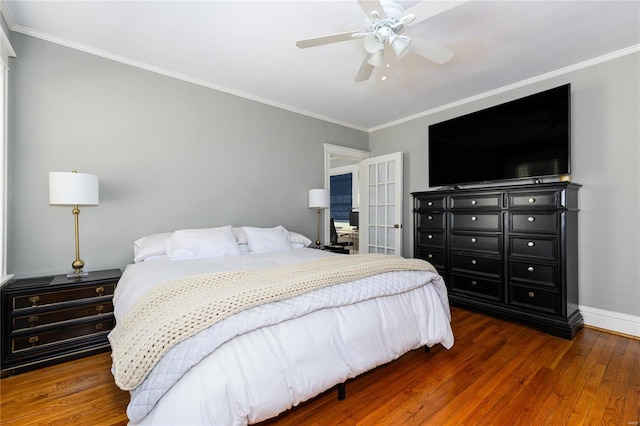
<box><xmin>112</xmin><ymin>248</ymin><xmax>454</xmax><ymax>425</ymax></box>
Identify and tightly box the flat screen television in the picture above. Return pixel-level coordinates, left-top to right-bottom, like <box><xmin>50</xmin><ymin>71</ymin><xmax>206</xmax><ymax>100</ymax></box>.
<box><xmin>428</xmin><ymin>84</ymin><xmax>570</xmax><ymax>188</ymax></box>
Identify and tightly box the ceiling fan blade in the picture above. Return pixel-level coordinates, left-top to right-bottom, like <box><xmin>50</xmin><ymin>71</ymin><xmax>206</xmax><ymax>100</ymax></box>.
<box><xmin>296</xmin><ymin>31</ymin><xmax>362</xmax><ymax>49</ymax></box>
<box><xmin>411</xmin><ymin>37</ymin><xmax>454</xmax><ymax>64</ymax></box>
<box><xmin>355</xmin><ymin>54</ymin><xmax>375</xmax><ymax>82</ymax></box>
<box><xmin>357</xmin><ymin>0</ymin><xmax>385</xmax><ymax>20</ymax></box>
<box><xmin>403</xmin><ymin>0</ymin><xmax>469</xmax><ymax>26</ymax></box>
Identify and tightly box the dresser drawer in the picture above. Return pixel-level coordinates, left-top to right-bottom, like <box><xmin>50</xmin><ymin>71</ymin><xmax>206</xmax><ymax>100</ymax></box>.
<box><xmin>414</xmin><ymin>195</ymin><xmax>446</xmax><ymax>210</ymax></box>
<box><xmin>509</xmin><ymin>237</ymin><xmax>557</xmax><ymax>260</ymax></box>
<box><xmin>416</xmin><ymin>212</ymin><xmax>445</xmax><ymax>230</ymax></box>
<box><xmin>451</xmin><ymin>212</ymin><xmax>501</xmax><ymax>231</ymax></box>
<box><xmin>451</xmin><ymin>194</ymin><xmax>502</xmax><ymax>209</ymax></box>
<box><xmin>416</xmin><ymin>230</ymin><xmax>445</xmax><ymax>248</ymax></box>
<box><xmin>450</xmin><ymin>274</ymin><xmax>501</xmax><ymax>301</ymax></box>
<box><xmin>12</xmin><ymin>301</ymin><xmax>114</xmax><ymax>331</ymax></box>
<box><xmin>11</xmin><ymin>317</ymin><xmax>115</xmax><ymax>353</ymax></box>
<box><xmin>452</xmin><ymin>234</ymin><xmax>501</xmax><ymax>255</ymax></box>
<box><xmin>452</xmin><ymin>254</ymin><xmax>502</xmax><ymax>278</ymax></box>
<box><xmin>509</xmin><ymin>286</ymin><xmax>559</xmax><ymax>315</ymax></box>
<box><xmin>508</xmin><ymin>191</ymin><xmax>558</xmax><ymax>208</ymax></box>
<box><xmin>415</xmin><ymin>249</ymin><xmax>445</xmax><ymax>271</ymax></box>
<box><xmin>509</xmin><ymin>261</ymin><xmax>557</xmax><ymax>287</ymax></box>
<box><xmin>12</xmin><ymin>283</ymin><xmax>116</xmax><ymax>310</ymax></box>
<box><xmin>510</xmin><ymin>212</ymin><xmax>557</xmax><ymax>234</ymax></box>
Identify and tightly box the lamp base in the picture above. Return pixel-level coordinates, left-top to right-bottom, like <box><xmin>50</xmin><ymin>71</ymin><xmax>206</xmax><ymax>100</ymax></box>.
<box><xmin>66</xmin><ymin>269</ymin><xmax>89</xmax><ymax>279</ymax></box>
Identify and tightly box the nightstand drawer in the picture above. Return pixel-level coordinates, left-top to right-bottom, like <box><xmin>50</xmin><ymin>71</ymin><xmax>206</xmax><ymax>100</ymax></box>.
<box><xmin>12</xmin><ymin>301</ymin><xmax>114</xmax><ymax>331</ymax></box>
<box><xmin>12</xmin><ymin>283</ymin><xmax>115</xmax><ymax>310</ymax></box>
<box><xmin>11</xmin><ymin>317</ymin><xmax>115</xmax><ymax>353</ymax></box>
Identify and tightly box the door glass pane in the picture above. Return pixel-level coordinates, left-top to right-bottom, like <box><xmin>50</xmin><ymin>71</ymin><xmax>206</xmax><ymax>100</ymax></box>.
<box><xmin>377</xmin><ymin>247</ymin><xmax>385</xmax><ymax>253</ymax></box>
<box><xmin>377</xmin><ymin>184</ymin><xmax>385</xmax><ymax>204</ymax></box>
<box><xmin>377</xmin><ymin>227</ymin><xmax>385</xmax><ymax>247</ymax></box>
<box><xmin>378</xmin><ymin>163</ymin><xmax>385</xmax><ymax>182</ymax></box>
<box><xmin>369</xmin><ymin>205</ymin><xmax>376</xmax><ymax>224</ymax></box>
<box><xmin>377</xmin><ymin>206</ymin><xmax>385</xmax><ymax>225</ymax></box>
<box><xmin>387</xmin><ymin>248</ymin><xmax>395</xmax><ymax>255</ymax></box>
<box><xmin>369</xmin><ymin>226</ymin><xmax>376</xmax><ymax>245</ymax></box>
<box><xmin>387</xmin><ymin>160</ymin><xmax>395</xmax><ymax>183</ymax></box>
<box><xmin>369</xmin><ymin>164</ymin><xmax>376</xmax><ymax>184</ymax></box>
<box><xmin>369</xmin><ymin>185</ymin><xmax>376</xmax><ymax>205</ymax></box>
<box><xmin>387</xmin><ymin>206</ymin><xmax>395</xmax><ymax>225</ymax></box>
<box><xmin>387</xmin><ymin>227</ymin><xmax>395</xmax><ymax>247</ymax></box>
<box><xmin>387</xmin><ymin>182</ymin><xmax>395</xmax><ymax>204</ymax></box>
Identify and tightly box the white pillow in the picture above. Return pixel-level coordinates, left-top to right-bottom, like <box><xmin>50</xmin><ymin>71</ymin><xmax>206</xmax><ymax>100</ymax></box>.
<box><xmin>133</xmin><ymin>232</ymin><xmax>171</xmax><ymax>263</ymax></box>
<box><xmin>288</xmin><ymin>231</ymin><xmax>312</xmax><ymax>247</ymax></box>
<box><xmin>166</xmin><ymin>225</ymin><xmax>241</xmax><ymax>261</ymax></box>
<box><xmin>242</xmin><ymin>226</ymin><xmax>293</xmax><ymax>253</ymax></box>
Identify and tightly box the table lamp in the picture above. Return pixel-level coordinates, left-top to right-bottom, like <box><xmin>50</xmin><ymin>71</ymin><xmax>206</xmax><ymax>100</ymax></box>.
<box><xmin>308</xmin><ymin>189</ymin><xmax>329</xmax><ymax>247</ymax></box>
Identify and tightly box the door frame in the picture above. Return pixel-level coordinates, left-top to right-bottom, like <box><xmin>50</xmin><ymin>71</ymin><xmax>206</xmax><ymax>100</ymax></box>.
<box><xmin>323</xmin><ymin>143</ymin><xmax>370</xmax><ymax>246</ymax></box>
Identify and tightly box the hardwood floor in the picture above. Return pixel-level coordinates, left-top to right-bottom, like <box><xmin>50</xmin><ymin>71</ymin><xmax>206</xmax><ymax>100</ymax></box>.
<box><xmin>1</xmin><ymin>307</ymin><xmax>638</xmax><ymax>425</ymax></box>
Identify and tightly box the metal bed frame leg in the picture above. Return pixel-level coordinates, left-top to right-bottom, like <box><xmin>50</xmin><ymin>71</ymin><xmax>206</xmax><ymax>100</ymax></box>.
<box><xmin>337</xmin><ymin>383</ymin><xmax>346</xmax><ymax>400</ymax></box>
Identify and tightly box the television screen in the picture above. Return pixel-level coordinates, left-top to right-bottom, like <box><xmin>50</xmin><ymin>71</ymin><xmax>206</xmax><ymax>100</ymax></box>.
<box><xmin>428</xmin><ymin>84</ymin><xmax>570</xmax><ymax>187</ymax></box>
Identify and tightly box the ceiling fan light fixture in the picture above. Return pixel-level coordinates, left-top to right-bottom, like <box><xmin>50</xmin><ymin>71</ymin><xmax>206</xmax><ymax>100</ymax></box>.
<box><xmin>364</xmin><ymin>33</ymin><xmax>383</xmax><ymax>53</ymax></box>
<box><xmin>391</xmin><ymin>35</ymin><xmax>411</xmax><ymax>59</ymax></box>
<box><xmin>367</xmin><ymin>50</ymin><xmax>384</xmax><ymax>67</ymax></box>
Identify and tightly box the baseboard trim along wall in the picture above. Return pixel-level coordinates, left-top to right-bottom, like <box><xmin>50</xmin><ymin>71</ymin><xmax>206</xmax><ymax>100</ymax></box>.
<box><xmin>580</xmin><ymin>305</ymin><xmax>640</xmax><ymax>338</ymax></box>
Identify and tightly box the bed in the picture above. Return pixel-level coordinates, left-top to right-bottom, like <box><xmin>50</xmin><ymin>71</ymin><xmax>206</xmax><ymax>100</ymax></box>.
<box><xmin>109</xmin><ymin>225</ymin><xmax>454</xmax><ymax>425</ymax></box>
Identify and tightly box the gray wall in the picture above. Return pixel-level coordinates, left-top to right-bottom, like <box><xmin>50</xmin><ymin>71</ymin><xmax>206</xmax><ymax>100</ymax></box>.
<box><xmin>7</xmin><ymin>33</ymin><xmax>368</xmax><ymax>277</ymax></box>
<box><xmin>369</xmin><ymin>52</ymin><xmax>640</xmax><ymax>317</ymax></box>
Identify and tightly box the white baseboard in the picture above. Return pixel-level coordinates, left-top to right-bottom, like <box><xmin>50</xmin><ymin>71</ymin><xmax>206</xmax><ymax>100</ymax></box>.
<box><xmin>579</xmin><ymin>305</ymin><xmax>640</xmax><ymax>338</ymax></box>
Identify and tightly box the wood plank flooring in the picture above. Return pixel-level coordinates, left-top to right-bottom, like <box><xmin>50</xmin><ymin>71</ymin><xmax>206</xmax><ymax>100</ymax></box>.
<box><xmin>1</xmin><ymin>307</ymin><xmax>638</xmax><ymax>425</ymax></box>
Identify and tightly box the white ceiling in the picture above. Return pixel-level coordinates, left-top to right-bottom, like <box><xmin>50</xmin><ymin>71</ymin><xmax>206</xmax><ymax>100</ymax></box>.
<box><xmin>3</xmin><ymin>1</ymin><xmax>639</xmax><ymax>131</ymax></box>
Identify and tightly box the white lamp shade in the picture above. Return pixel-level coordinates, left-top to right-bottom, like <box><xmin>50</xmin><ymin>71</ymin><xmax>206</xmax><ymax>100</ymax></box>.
<box><xmin>367</xmin><ymin>50</ymin><xmax>384</xmax><ymax>67</ymax></box>
<box><xmin>391</xmin><ymin>35</ymin><xmax>411</xmax><ymax>59</ymax></box>
<box><xmin>308</xmin><ymin>189</ymin><xmax>330</xmax><ymax>209</ymax></box>
<box><xmin>49</xmin><ymin>171</ymin><xmax>99</xmax><ymax>205</ymax></box>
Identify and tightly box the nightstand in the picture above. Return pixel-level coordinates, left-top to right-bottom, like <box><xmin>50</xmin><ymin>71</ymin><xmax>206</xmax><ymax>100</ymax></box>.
<box><xmin>1</xmin><ymin>269</ymin><xmax>121</xmax><ymax>378</ymax></box>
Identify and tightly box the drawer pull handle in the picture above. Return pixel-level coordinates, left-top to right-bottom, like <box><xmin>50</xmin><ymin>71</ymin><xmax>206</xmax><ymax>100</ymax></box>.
<box><xmin>427</xmin><ymin>201</ymin><xmax>433</xmax><ymax>207</ymax></box>
<box><xmin>96</xmin><ymin>323</ymin><xmax>104</xmax><ymax>331</ymax></box>
<box><xmin>527</xmin><ymin>241</ymin><xmax>535</xmax><ymax>247</ymax></box>
<box><xmin>528</xmin><ymin>266</ymin><xmax>535</xmax><ymax>272</ymax></box>
<box><xmin>471</xmin><ymin>200</ymin><xmax>477</xmax><ymax>205</ymax></box>
<box><xmin>29</xmin><ymin>315</ymin><xmax>39</xmax><ymax>326</ymax></box>
<box><xmin>471</xmin><ymin>216</ymin><xmax>477</xmax><ymax>221</ymax></box>
<box><xmin>428</xmin><ymin>234</ymin><xmax>433</xmax><ymax>239</ymax></box>
<box><xmin>471</xmin><ymin>237</ymin><xmax>477</xmax><ymax>243</ymax></box>
<box><xmin>29</xmin><ymin>296</ymin><xmax>40</xmax><ymax>307</ymax></box>
<box><xmin>427</xmin><ymin>254</ymin><xmax>433</xmax><ymax>259</ymax></box>
<box><xmin>29</xmin><ymin>336</ymin><xmax>39</xmax><ymax>347</ymax></box>
<box><xmin>428</xmin><ymin>215</ymin><xmax>433</xmax><ymax>220</ymax></box>
<box><xmin>470</xmin><ymin>280</ymin><xmax>477</xmax><ymax>286</ymax></box>
<box><xmin>96</xmin><ymin>305</ymin><xmax>104</xmax><ymax>313</ymax></box>
<box><xmin>528</xmin><ymin>291</ymin><xmax>535</xmax><ymax>298</ymax></box>
<box><xmin>528</xmin><ymin>197</ymin><xmax>536</xmax><ymax>203</ymax></box>
<box><xmin>96</xmin><ymin>287</ymin><xmax>104</xmax><ymax>295</ymax></box>
<box><xmin>528</xmin><ymin>216</ymin><xmax>535</xmax><ymax>222</ymax></box>
<box><xmin>471</xmin><ymin>259</ymin><xmax>477</xmax><ymax>265</ymax></box>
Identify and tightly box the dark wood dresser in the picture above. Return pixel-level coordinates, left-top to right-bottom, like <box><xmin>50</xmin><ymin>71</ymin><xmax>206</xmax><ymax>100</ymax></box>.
<box><xmin>1</xmin><ymin>269</ymin><xmax>121</xmax><ymax>377</ymax></box>
<box><xmin>413</xmin><ymin>182</ymin><xmax>582</xmax><ymax>339</ymax></box>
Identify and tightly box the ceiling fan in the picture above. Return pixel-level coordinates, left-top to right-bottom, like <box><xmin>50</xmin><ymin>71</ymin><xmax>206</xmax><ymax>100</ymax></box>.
<box><xmin>296</xmin><ymin>0</ymin><xmax>467</xmax><ymax>82</ymax></box>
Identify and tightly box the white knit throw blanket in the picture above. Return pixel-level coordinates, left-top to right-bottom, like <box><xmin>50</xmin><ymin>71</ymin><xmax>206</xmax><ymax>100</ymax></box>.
<box><xmin>109</xmin><ymin>254</ymin><xmax>437</xmax><ymax>390</ymax></box>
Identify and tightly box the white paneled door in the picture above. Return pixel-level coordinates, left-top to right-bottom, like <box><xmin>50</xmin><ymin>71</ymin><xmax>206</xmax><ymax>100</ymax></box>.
<box><xmin>359</xmin><ymin>152</ymin><xmax>403</xmax><ymax>255</ymax></box>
